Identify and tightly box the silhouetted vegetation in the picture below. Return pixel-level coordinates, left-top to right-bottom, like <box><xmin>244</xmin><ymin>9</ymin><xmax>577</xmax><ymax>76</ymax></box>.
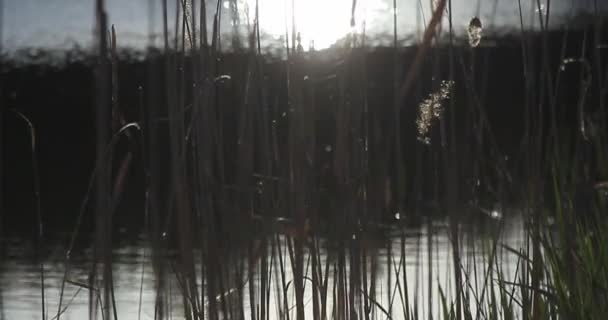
<box><xmin>1</xmin><ymin>0</ymin><xmax>608</xmax><ymax>319</ymax></box>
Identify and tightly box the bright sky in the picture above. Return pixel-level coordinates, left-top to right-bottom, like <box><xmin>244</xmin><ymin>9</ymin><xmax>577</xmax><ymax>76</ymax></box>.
<box><xmin>237</xmin><ymin>0</ymin><xmax>388</xmax><ymax>49</ymax></box>
<box><xmin>1</xmin><ymin>0</ymin><xmax>604</xmax><ymax>52</ymax></box>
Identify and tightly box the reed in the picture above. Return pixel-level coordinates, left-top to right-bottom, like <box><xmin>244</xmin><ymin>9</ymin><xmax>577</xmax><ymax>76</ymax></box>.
<box><xmin>10</xmin><ymin>110</ymin><xmax>45</xmax><ymax>320</ymax></box>
<box><xmin>0</xmin><ymin>0</ymin><xmax>3</xmax><ymax>248</ymax></box>
<box><xmin>2</xmin><ymin>0</ymin><xmax>608</xmax><ymax>319</ymax></box>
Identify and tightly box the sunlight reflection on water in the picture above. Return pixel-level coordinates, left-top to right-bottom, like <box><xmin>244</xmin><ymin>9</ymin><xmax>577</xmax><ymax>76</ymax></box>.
<box><xmin>0</xmin><ymin>214</ymin><xmax>525</xmax><ymax>320</ymax></box>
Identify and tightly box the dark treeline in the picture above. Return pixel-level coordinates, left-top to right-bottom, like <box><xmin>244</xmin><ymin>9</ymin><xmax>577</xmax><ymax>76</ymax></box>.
<box><xmin>2</xmin><ymin>23</ymin><xmax>605</xmax><ymax>237</ymax></box>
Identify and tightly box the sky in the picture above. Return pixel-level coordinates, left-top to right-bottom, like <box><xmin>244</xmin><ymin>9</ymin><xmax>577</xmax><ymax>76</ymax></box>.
<box><xmin>1</xmin><ymin>0</ymin><xmax>605</xmax><ymax>52</ymax></box>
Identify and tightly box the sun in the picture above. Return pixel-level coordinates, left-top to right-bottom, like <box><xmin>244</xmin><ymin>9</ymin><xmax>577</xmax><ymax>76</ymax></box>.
<box><xmin>234</xmin><ymin>0</ymin><xmax>384</xmax><ymax>50</ymax></box>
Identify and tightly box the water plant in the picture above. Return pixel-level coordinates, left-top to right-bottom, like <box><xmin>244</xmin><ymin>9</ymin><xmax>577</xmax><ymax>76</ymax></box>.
<box><xmin>1</xmin><ymin>0</ymin><xmax>607</xmax><ymax>319</ymax></box>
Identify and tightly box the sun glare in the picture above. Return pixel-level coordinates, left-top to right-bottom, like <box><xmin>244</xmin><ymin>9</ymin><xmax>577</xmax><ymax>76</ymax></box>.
<box><xmin>237</xmin><ymin>0</ymin><xmax>384</xmax><ymax>50</ymax></box>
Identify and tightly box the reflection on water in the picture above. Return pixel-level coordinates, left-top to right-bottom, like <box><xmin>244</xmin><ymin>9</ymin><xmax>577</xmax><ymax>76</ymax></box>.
<box><xmin>0</xmin><ymin>213</ymin><xmax>526</xmax><ymax>320</ymax></box>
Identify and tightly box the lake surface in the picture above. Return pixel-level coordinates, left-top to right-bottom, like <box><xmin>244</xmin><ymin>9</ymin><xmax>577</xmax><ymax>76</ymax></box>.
<box><xmin>3</xmin><ymin>0</ymin><xmax>606</xmax><ymax>53</ymax></box>
<box><xmin>0</xmin><ymin>212</ymin><xmax>527</xmax><ymax>320</ymax></box>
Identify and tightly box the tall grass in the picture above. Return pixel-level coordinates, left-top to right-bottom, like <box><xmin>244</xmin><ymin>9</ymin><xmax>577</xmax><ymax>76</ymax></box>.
<box><xmin>2</xmin><ymin>0</ymin><xmax>607</xmax><ymax>319</ymax></box>
<box><xmin>9</xmin><ymin>110</ymin><xmax>46</xmax><ymax>319</ymax></box>
<box><xmin>0</xmin><ymin>0</ymin><xmax>3</xmax><ymax>246</ymax></box>
<box><xmin>95</xmin><ymin>0</ymin><xmax>605</xmax><ymax>317</ymax></box>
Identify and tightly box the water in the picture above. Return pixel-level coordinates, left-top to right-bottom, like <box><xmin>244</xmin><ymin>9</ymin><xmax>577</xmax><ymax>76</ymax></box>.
<box><xmin>0</xmin><ymin>213</ymin><xmax>527</xmax><ymax>320</ymax></box>
<box><xmin>2</xmin><ymin>0</ymin><xmax>605</xmax><ymax>53</ymax></box>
